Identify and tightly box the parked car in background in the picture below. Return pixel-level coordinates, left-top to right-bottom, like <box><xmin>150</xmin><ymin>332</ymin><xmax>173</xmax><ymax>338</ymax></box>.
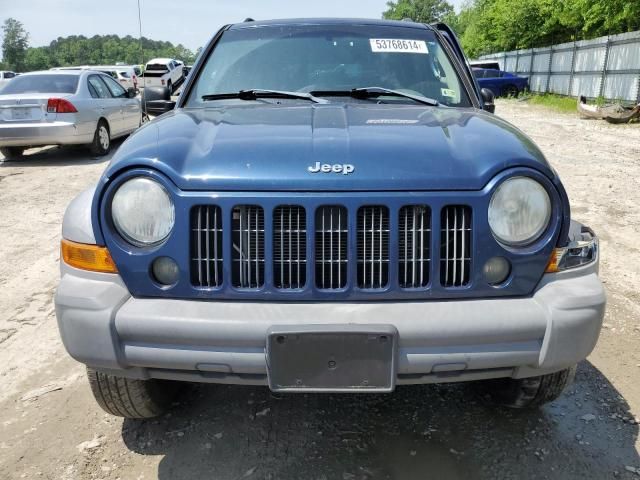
<box><xmin>473</xmin><ymin>68</ymin><xmax>529</xmax><ymax>97</ymax></box>
<box><xmin>0</xmin><ymin>70</ymin><xmax>141</xmax><ymax>159</ymax></box>
<box><xmin>53</xmin><ymin>66</ymin><xmax>139</xmax><ymax>91</ymax></box>
<box><xmin>99</xmin><ymin>66</ymin><xmax>138</xmax><ymax>91</ymax></box>
<box><xmin>140</xmin><ymin>58</ymin><xmax>184</xmax><ymax>93</ymax></box>
<box><xmin>0</xmin><ymin>71</ymin><xmax>18</xmax><ymax>90</ymax></box>
<box><xmin>55</xmin><ymin>19</ymin><xmax>604</xmax><ymax>419</ymax></box>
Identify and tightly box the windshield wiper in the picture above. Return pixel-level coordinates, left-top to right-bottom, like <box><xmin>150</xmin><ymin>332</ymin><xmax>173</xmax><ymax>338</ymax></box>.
<box><xmin>310</xmin><ymin>87</ymin><xmax>439</xmax><ymax>107</ymax></box>
<box><xmin>202</xmin><ymin>89</ymin><xmax>327</xmax><ymax>104</ymax></box>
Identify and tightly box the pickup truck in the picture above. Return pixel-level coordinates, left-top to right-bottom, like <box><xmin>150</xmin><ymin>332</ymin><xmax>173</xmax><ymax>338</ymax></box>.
<box><xmin>140</xmin><ymin>58</ymin><xmax>183</xmax><ymax>93</ymax></box>
<box><xmin>55</xmin><ymin>19</ymin><xmax>605</xmax><ymax>419</ymax></box>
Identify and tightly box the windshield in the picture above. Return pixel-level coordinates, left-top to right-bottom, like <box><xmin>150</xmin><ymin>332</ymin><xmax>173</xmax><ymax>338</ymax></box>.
<box><xmin>187</xmin><ymin>24</ymin><xmax>471</xmax><ymax>108</ymax></box>
<box><xmin>0</xmin><ymin>74</ymin><xmax>79</xmax><ymax>94</ymax></box>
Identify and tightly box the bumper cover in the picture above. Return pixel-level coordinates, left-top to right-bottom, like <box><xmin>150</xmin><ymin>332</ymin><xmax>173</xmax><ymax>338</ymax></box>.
<box><xmin>55</xmin><ymin>262</ymin><xmax>605</xmax><ymax>386</ymax></box>
<box><xmin>0</xmin><ymin>121</ymin><xmax>92</xmax><ymax>147</ymax></box>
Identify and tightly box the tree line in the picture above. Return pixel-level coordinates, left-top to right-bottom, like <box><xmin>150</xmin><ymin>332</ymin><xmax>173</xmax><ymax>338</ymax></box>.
<box><xmin>3</xmin><ymin>2</ymin><xmax>640</xmax><ymax>72</ymax></box>
<box><xmin>384</xmin><ymin>0</ymin><xmax>640</xmax><ymax>58</ymax></box>
<box><xmin>1</xmin><ymin>18</ymin><xmax>198</xmax><ymax>72</ymax></box>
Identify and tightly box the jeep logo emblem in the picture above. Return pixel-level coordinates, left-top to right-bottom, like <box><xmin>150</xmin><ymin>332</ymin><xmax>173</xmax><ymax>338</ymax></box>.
<box><xmin>308</xmin><ymin>162</ymin><xmax>355</xmax><ymax>175</ymax></box>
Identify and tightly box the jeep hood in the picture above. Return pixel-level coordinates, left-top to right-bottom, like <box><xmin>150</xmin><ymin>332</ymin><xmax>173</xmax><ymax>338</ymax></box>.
<box><xmin>106</xmin><ymin>104</ymin><xmax>553</xmax><ymax>191</ymax></box>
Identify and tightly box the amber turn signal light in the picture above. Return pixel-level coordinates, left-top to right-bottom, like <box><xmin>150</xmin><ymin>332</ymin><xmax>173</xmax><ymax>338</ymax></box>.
<box><xmin>545</xmin><ymin>248</ymin><xmax>563</xmax><ymax>273</ymax></box>
<box><xmin>61</xmin><ymin>239</ymin><xmax>118</xmax><ymax>273</ymax></box>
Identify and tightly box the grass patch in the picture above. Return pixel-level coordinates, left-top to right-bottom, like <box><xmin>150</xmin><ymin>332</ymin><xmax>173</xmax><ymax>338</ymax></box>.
<box><xmin>524</xmin><ymin>94</ymin><xmax>577</xmax><ymax>113</ymax></box>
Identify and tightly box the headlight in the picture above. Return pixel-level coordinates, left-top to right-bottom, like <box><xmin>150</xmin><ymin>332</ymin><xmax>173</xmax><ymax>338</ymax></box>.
<box><xmin>111</xmin><ymin>177</ymin><xmax>175</xmax><ymax>246</ymax></box>
<box><xmin>488</xmin><ymin>177</ymin><xmax>551</xmax><ymax>246</ymax></box>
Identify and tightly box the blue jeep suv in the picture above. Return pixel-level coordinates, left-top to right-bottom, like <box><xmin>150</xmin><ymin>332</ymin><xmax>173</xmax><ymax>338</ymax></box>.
<box><xmin>55</xmin><ymin>19</ymin><xmax>605</xmax><ymax>418</ymax></box>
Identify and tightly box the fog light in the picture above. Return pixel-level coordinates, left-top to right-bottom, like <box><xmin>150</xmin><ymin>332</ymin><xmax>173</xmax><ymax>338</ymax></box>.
<box><xmin>152</xmin><ymin>257</ymin><xmax>179</xmax><ymax>286</ymax></box>
<box><xmin>483</xmin><ymin>257</ymin><xmax>511</xmax><ymax>285</ymax></box>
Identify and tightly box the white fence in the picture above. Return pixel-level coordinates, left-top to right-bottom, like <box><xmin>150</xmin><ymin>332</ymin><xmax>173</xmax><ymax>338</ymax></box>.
<box><xmin>479</xmin><ymin>30</ymin><xmax>640</xmax><ymax>103</ymax></box>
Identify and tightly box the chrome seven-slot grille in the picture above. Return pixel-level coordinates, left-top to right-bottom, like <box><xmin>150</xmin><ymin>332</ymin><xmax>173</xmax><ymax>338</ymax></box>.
<box><xmin>191</xmin><ymin>204</ymin><xmax>472</xmax><ymax>291</ymax></box>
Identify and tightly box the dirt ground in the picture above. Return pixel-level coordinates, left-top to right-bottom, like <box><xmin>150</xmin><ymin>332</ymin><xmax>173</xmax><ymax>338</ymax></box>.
<box><xmin>0</xmin><ymin>100</ymin><xmax>639</xmax><ymax>480</ymax></box>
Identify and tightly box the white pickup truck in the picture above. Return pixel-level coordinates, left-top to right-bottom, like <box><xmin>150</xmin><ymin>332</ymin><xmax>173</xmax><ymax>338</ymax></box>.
<box><xmin>140</xmin><ymin>58</ymin><xmax>183</xmax><ymax>93</ymax></box>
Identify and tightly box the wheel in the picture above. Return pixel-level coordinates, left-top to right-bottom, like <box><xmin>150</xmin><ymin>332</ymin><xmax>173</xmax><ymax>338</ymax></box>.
<box><xmin>90</xmin><ymin>120</ymin><xmax>110</xmax><ymax>156</ymax></box>
<box><xmin>140</xmin><ymin>112</ymin><xmax>150</xmax><ymax>126</ymax></box>
<box><xmin>475</xmin><ymin>365</ymin><xmax>577</xmax><ymax>409</ymax></box>
<box><xmin>0</xmin><ymin>146</ymin><xmax>25</xmax><ymax>160</ymax></box>
<box><xmin>502</xmin><ymin>85</ymin><xmax>519</xmax><ymax>98</ymax></box>
<box><xmin>166</xmin><ymin>81</ymin><xmax>172</xmax><ymax>95</ymax></box>
<box><xmin>87</xmin><ymin>367</ymin><xmax>179</xmax><ymax>418</ymax></box>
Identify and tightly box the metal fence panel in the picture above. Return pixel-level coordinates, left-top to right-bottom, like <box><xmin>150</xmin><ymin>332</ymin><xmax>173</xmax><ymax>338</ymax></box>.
<box><xmin>551</xmin><ymin>50</ymin><xmax>573</xmax><ymax>73</ymax></box>
<box><xmin>479</xmin><ymin>29</ymin><xmax>640</xmax><ymax>102</ymax></box>
<box><xmin>603</xmin><ymin>74</ymin><xmax>639</xmax><ymax>100</ymax></box>
<box><xmin>549</xmin><ymin>75</ymin><xmax>571</xmax><ymax>95</ymax></box>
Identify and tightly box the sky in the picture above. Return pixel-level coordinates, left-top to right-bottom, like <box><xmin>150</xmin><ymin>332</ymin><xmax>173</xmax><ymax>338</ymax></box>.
<box><xmin>0</xmin><ymin>0</ymin><xmax>466</xmax><ymax>52</ymax></box>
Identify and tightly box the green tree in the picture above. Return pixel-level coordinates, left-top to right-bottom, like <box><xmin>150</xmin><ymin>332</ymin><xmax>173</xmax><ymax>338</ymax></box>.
<box><xmin>383</xmin><ymin>0</ymin><xmax>455</xmax><ymax>23</ymax></box>
<box><xmin>24</xmin><ymin>47</ymin><xmax>50</xmax><ymax>71</ymax></box>
<box><xmin>2</xmin><ymin>18</ymin><xmax>29</xmax><ymax>72</ymax></box>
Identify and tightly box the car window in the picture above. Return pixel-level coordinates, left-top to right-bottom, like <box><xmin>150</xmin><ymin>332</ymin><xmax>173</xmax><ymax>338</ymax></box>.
<box><xmin>147</xmin><ymin>63</ymin><xmax>169</xmax><ymax>72</ymax></box>
<box><xmin>485</xmin><ymin>70</ymin><xmax>500</xmax><ymax>79</ymax></box>
<box><xmin>102</xmin><ymin>75</ymin><xmax>127</xmax><ymax>97</ymax></box>
<box><xmin>119</xmin><ymin>71</ymin><xmax>130</xmax><ymax>78</ymax></box>
<box><xmin>88</xmin><ymin>75</ymin><xmax>112</xmax><ymax>98</ymax></box>
<box><xmin>189</xmin><ymin>25</ymin><xmax>472</xmax><ymax>108</ymax></box>
<box><xmin>5</xmin><ymin>72</ymin><xmax>16</xmax><ymax>79</ymax></box>
<box><xmin>1</xmin><ymin>74</ymin><xmax>79</xmax><ymax>94</ymax></box>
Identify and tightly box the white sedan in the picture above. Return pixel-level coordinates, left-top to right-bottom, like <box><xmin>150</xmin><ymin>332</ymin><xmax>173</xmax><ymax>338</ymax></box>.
<box><xmin>0</xmin><ymin>69</ymin><xmax>142</xmax><ymax>159</ymax></box>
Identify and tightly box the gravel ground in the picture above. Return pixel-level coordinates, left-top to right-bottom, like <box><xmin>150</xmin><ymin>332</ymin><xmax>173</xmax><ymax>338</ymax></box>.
<box><xmin>0</xmin><ymin>100</ymin><xmax>638</xmax><ymax>480</ymax></box>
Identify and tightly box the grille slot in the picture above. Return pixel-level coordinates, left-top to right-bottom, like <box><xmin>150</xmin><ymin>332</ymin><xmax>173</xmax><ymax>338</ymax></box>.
<box><xmin>315</xmin><ymin>206</ymin><xmax>348</xmax><ymax>290</ymax></box>
<box><xmin>191</xmin><ymin>205</ymin><xmax>223</xmax><ymax>288</ymax></box>
<box><xmin>440</xmin><ymin>205</ymin><xmax>472</xmax><ymax>287</ymax></box>
<box><xmin>399</xmin><ymin>205</ymin><xmax>431</xmax><ymax>288</ymax></box>
<box><xmin>232</xmin><ymin>205</ymin><xmax>265</xmax><ymax>289</ymax></box>
<box><xmin>357</xmin><ymin>206</ymin><xmax>390</xmax><ymax>289</ymax></box>
<box><xmin>274</xmin><ymin>206</ymin><xmax>307</xmax><ymax>289</ymax></box>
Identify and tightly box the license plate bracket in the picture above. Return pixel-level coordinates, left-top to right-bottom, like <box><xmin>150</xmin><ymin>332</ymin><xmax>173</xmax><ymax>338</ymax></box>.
<box><xmin>266</xmin><ymin>325</ymin><xmax>398</xmax><ymax>393</ymax></box>
<box><xmin>11</xmin><ymin>108</ymin><xmax>31</xmax><ymax>120</ymax></box>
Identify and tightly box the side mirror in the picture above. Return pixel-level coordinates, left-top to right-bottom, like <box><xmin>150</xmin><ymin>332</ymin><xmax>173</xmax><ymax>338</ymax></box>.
<box><xmin>481</xmin><ymin>88</ymin><xmax>496</xmax><ymax>113</ymax></box>
<box><xmin>126</xmin><ymin>87</ymin><xmax>136</xmax><ymax>99</ymax></box>
<box><xmin>145</xmin><ymin>99</ymin><xmax>176</xmax><ymax>116</ymax></box>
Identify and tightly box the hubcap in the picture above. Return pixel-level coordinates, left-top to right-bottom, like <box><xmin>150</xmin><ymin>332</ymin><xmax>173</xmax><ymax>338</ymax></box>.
<box><xmin>99</xmin><ymin>126</ymin><xmax>109</xmax><ymax>150</ymax></box>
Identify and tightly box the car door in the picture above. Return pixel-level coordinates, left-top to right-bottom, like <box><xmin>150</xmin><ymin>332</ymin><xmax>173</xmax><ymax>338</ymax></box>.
<box><xmin>170</xmin><ymin>61</ymin><xmax>182</xmax><ymax>85</ymax></box>
<box><xmin>102</xmin><ymin>74</ymin><xmax>140</xmax><ymax>133</ymax></box>
<box><xmin>88</xmin><ymin>74</ymin><xmax>123</xmax><ymax>136</ymax></box>
<box><xmin>481</xmin><ymin>70</ymin><xmax>502</xmax><ymax>97</ymax></box>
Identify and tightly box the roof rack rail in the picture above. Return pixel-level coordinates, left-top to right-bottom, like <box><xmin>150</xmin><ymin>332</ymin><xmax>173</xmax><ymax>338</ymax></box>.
<box><xmin>243</xmin><ymin>18</ymin><xmax>255</xmax><ymax>22</ymax></box>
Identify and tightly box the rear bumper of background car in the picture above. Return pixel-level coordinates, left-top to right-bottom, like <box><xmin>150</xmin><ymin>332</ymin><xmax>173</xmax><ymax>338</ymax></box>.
<box><xmin>0</xmin><ymin>121</ymin><xmax>93</xmax><ymax>147</ymax></box>
<box><xmin>55</xmin><ymin>260</ymin><xmax>605</xmax><ymax>388</ymax></box>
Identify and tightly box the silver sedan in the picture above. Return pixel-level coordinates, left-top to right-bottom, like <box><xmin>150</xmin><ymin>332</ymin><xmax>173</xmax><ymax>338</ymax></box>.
<box><xmin>0</xmin><ymin>70</ymin><xmax>142</xmax><ymax>159</ymax></box>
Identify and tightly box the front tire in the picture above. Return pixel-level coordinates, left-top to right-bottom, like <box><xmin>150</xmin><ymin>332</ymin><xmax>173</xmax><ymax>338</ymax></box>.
<box><xmin>503</xmin><ymin>85</ymin><xmax>520</xmax><ymax>98</ymax></box>
<box><xmin>87</xmin><ymin>368</ymin><xmax>179</xmax><ymax>418</ymax></box>
<box><xmin>90</xmin><ymin>120</ymin><xmax>110</xmax><ymax>156</ymax></box>
<box><xmin>0</xmin><ymin>146</ymin><xmax>25</xmax><ymax>160</ymax></box>
<box><xmin>475</xmin><ymin>365</ymin><xmax>577</xmax><ymax>409</ymax></box>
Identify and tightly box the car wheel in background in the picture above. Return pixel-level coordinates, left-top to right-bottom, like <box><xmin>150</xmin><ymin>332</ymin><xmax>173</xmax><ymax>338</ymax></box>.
<box><xmin>474</xmin><ymin>365</ymin><xmax>577</xmax><ymax>409</ymax></box>
<box><xmin>87</xmin><ymin>368</ymin><xmax>180</xmax><ymax>418</ymax></box>
<box><xmin>503</xmin><ymin>85</ymin><xmax>520</xmax><ymax>98</ymax></box>
<box><xmin>90</xmin><ymin>120</ymin><xmax>111</xmax><ymax>156</ymax></box>
<box><xmin>167</xmin><ymin>81</ymin><xmax>172</xmax><ymax>95</ymax></box>
<box><xmin>0</xmin><ymin>146</ymin><xmax>25</xmax><ymax>160</ymax></box>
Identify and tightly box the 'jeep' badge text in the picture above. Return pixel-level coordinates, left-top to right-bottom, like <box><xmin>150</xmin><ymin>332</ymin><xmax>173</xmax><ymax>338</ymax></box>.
<box><xmin>308</xmin><ymin>162</ymin><xmax>355</xmax><ymax>175</ymax></box>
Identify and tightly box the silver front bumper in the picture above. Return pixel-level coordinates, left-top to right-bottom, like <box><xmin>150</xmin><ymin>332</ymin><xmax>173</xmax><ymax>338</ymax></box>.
<box><xmin>55</xmin><ymin>260</ymin><xmax>606</xmax><ymax>387</ymax></box>
<box><xmin>0</xmin><ymin>121</ymin><xmax>93</xmax><ymax>147</ymax></box>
